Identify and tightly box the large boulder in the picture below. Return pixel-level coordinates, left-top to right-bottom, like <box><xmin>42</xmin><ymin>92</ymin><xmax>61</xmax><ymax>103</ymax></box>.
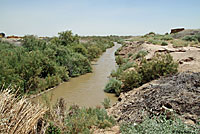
<box><xmin>170</xmin><ymin>28</ymin><xmax>185</xmax><ymax>34</ymax></box>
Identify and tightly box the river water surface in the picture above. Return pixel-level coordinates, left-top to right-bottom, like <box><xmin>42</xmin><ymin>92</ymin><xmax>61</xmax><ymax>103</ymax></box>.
<box><xmin>33</xmin><ymin>43</ymin><xmax>121</xmax><ymax>107</ymax></box>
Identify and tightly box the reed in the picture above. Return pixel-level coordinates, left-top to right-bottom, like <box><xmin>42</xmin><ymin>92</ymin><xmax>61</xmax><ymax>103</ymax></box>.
<box><xmin>0</xmin><ymin>89</ymin><xmax>47</xmax><ymax>134</ymax></box>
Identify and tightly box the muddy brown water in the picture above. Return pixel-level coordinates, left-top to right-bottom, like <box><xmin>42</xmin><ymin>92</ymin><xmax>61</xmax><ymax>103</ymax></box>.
<box><xmin>33</xmin><ymin>43</ymin><xmax>121</xmax><ymax>108</ymax></box>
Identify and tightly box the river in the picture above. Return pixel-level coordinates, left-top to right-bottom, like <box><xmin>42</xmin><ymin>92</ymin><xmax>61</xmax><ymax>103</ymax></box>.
<box><xmin>33</xmin><ymin>43</ymin><xmax>121</xmax><ymax>107</ymax></box>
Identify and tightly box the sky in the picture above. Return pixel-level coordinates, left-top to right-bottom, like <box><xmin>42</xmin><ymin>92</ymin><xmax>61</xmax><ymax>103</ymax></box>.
<box><xmin>1</xmin><ymin>0</ymin><xmax>200</xmax><ymax>36</ymax></box>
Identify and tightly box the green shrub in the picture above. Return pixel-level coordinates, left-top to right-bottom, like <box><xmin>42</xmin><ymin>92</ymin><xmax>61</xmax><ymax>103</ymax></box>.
<box><xmin>195</xmin><ymin>34</ymin><xmax>200</xmax><ymax>42</ymax></box>
<box><xmin>22</xmin><ymin>35</ymin><xmax>47</xmax><ymax>51</ymax></box>
<box><xmin>172</xmin><ymin>39</ymin><xmax>188</xmax><ymax>48</ymax></box>
<box><xmin>148</xmin><ymin>39</ymin><xmax>162</xmax><ymax>45</ymax></box>
<box><xmin>120</xmin><ymin>115</ymin><xmax>200</xmax><ymax>134</ymax></box>
<box><xmin>160</xmin><ymin>35</ymin><xmax>173</xmax><ymax>41</ymax></box>
<box><xmin>58</xmin><ymin>30</ymin><xmax>79</xmax><ymax>46</ymax></box>
<box><xmin>87</xmin><ymin>45</ymin><xmax>102</xmax><ymax>60</ymax></box>
<box><xmin>111</xmin><ymin>61</ymin><xmax>134</xmax><ymax>79</ymax></box>
<box><xmin>108</xmin><ymin>54</ymin><xmax>178</xmax><ymax>95</ymax></box>
<box><xmin>111</xmin><ymin>68</ymin><xmax>123</xmax><ymax>79</ymax></box>
<box><xmin>132</xmin><ymin>50</ymin><xmax>148</xmax><ymax>60</ymax></box>
<box><xmin>122</xmin><ymin>70</ymin><xmax>142</xmax><ymax>90</ymax></box>
<box><xmin>72</xmin><ymin>44</ymin><xmax>88</xmax><ymax>56</ymax></box>
<box><xmin>115</xmin><ymin>56</ymin><xmax>127</xmax><ymax>65</ymax></box>
<box><xmin>182</xmin><ymin>35</ymin><xmax>198</xmax><ymax>42</ymax></box>
<box><xmin>104</xmin><ymin>78</ymin><xmax>122</xmax><ymax>96</ymax></box>
<box><xmin>161</xmin><ymin>41</ymin><xmax>168</xmax><ymax>46</ymax></box>
<box><xmin>65</xmin><ymin>106</ymin><xmax>115</xmax><ymax>133</ymax></box>
<box><xmin>139</xmin><ymin>54</ymin><xmax>178</xmax><ymax>84</ymax></box>
<box><xmin>66</xmin><ymin>53</ymin><xmax>92</xmax><ymax>77</ymax></box>
<box><xmin>46</xmin><ymin>123</ymin><xmax>61</xmax><ymax>134</ymax></box>
<box><xmin>101</xmin><ymin>98</ymin><xmax>111</xmax><ymax>109</ymax></box>
<box><xmin>120</xmin><ymin>62</ymin><xmax>135</xmax><ymax>71</ymax></box>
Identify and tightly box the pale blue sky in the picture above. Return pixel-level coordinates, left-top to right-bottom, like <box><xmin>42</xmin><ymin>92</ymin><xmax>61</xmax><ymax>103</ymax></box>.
<box><xmin>1</xmin><ymin>0</ymin><xmax>200</xmax><ymax>36</ymax></box>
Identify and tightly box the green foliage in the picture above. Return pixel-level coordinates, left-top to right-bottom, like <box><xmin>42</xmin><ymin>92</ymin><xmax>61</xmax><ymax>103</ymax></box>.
<box><xmin>161</xmin><ymin>41</ymin><xmax>168</xmax><ymax>46</ymax></box>
<box><xmin>46</xmin><ymin>123</ymin><xmax>61</xmax><ymax>134</ymax></box>
<box><xmin>160</xmin><ymin>35</ymin><xmax>173</xmax><ymax>41</ymax></box>
<box><xmin>120</xmin><ymin>115</ymin><xmax>200</xmax><ymax>134</ymax></box>
<box><xmin>66</xmin><ymin>52</ymin><xmax>92</xmax><ymax>77</ymax></box>
<box><xmin>65</xmin><ymin>106</ymin><xmax>116</xmax><ymax>133</ymax></box>
<box><xmin>72</xmin><ymin>44</ymin><xmax>88</xmax><ymax>56</ymax></box>
<box><xmin>111</xmin><ymin>68</ymin><xmax>123</xmax><ymax>79</ymax></box>
<box><xmin>87</xmin><ymin>45</ymin><xmax>102</xmax><ymax>60</ymax></box>
<box><xmin>101</xmin><ymin>98</ymin><xmax>111</xmax><ymax>109</ymax></box>
<box><xmin>172</xmin><ymin>39</ymin><xmax>188</xmax><ymax>48</ymax></box>
<box><xmin>107</xmin><ymin>54</ymin><xmax>178</xmax><ymax>95</ymax></box>
<box><xmin>115</xmin><ymin>56</ymin><xmax>127</xmax><ymax>65</ymax></box>
<box><xmin>195</xmin><ymin>34</ymin><xmax>200</xmax><ymax>42</ymax></box>
<box><xmin>148</xmin><ymin>39</ymin><xmax>162</xmax><ymax>45</ymax></box>
<box><xmin>58</xmin><ymin>31</ymin><xmax>79</xmax><ymax>46</ymax></box>
<box><xmin>111</xmin><ymin>61</ymin><xmax>135</xmax><ymax>79</ymax></box>
<box><xmin>104</xmin><ymin>78</ymin><xmax>122</xmax><ymax>96</ymax></box>
<box><xmin>0</xmin><ymin>31</ymin><xmax>118</xmax><ymax>95</ymax></box>
<box><xmin>22</xmin><ymin>35</ymin><xmax>47</xmax><ymax>51</ymax></box>
<box><xmin>182</xmin><ymin>35</ymin><xmax>198</xmax><ymax>42</ymax></box>
<box><xmin>122</xmin><ymin>70</ymin><xmax>142</xmax><ymax>90</ymax></box>
<box><xmin>138</xmin><ymin>54</ymin><xmax>178</xmax><ymax>84</ymax></box>
<box><xmin>132</xmin><ymin>50</ymin><xmax>148</xmax><ymax>60</ymax></box>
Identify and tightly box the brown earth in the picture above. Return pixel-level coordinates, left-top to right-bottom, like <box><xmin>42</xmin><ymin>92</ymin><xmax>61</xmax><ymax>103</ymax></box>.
<box><xmin>108</xmin><ymin>72</ymin><xmax>200</xmax><ymax>125</ymax></box>
<box><xmin>108</xmin><ymin>40</ymin><xmax>200</xmax><ymax>127</ymax></box>
<box><xmin>118</xmin><ymin>41</ymin><xmax>200</xmax><ymax>72</ymax></box>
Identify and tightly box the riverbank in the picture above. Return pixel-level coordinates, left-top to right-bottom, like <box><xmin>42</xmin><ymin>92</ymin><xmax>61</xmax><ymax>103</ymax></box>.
<box><xmin>105</xmin><ymin>30</ymin><xmax>200</xmax><ymax>133</ymax></box>
<box><xmin>32</xmin><ymin>43</ymin><xmax>121</xmax><ymax>107</ymax></box>
<box><xmin>0</xmin><ymin>32</ymin><xmax>120</xmax><ymax>96</ymax></box>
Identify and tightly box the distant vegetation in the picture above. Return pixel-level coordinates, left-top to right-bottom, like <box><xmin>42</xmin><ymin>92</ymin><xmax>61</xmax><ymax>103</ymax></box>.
<box><xmin>0</xmin><ymin>31</ymin><xmax>121</xmax><ymax>95</ymax></box>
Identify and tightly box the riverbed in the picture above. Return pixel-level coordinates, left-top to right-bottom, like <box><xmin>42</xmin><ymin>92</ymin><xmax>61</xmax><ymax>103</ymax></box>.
<box><xmin>33</xmin><ymin>43</ymin><xmax>121</xmax><ymax>107</ymax></box>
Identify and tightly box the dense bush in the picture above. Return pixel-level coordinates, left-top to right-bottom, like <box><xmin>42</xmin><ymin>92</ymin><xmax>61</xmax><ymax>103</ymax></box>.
<box><xmin>111</xmin><ymin>61</ymin><xmax>134</xmax><ymax>79</ymax></box>
<box><xmin>87</xmin><ymin>45</ymin><xmax>102</xmax><ymax>60</ymax></box>
<box><xmin>0</xmin><ymin>31</ymin><xmax>117</xmax><ymax>95</ymax></box>
<box><xmin>104</xmin><ymin>78</ymin><xmax>122</xmax><ymax>96</ymax></box>
<box><xmin>101</xmin><ymin>98</ymin><xmax>111</xmax><ymax>109</ymax></box>
<box><xmin>161</xmin><ymin>41</ymin><xmax>168</xmax><ymax>46</ymax></box>
<box><xmin>115</xmin><ymin>56</ymin><xmax>128</xmax><ymax>65</ymax></box>
<box><xmin>107</xmin><ymin>54</ymin><xmax>178</xmax><ymax>95</ymax></box>
<box><xmin>58</xmin><ymin>31</ymin><xmax>79</xmax><ymax>46</ymax></box>
<box><xmin>64</xmin><ymin>106</ymin><xmax>116</xmax><ymax>133</ymax></box>
<box><xmin>182</xmin><ymin>35</ymin><xmax>198</xmax><ymax>42</ymax></box>
<box><xmin>120</xmin><ymin>115</ymin><xmax>200</xmax><ymax>134</ymax></box>
<box><xmin>72</xmin><ymin>43</ymin><xmax>88</xmax><ymax>56</ymax></box>
<box><xmin>122</xmin><ymin>70</ymin><xmax>142</xmax><ymax>91</ymax></box>
<box><xmin>132</xmin><ymin>50</ymin><xmax>148</xmax><ymax>60</ymax></box>
<box><xmin>138</xmin><ymin>54</ymin><xmax>178</xmax><ymax>84</ymax></box>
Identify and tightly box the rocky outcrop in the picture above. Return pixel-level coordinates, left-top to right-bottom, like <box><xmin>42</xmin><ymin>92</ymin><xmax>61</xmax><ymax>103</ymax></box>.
<box><xmin>172</xmin><ymin>29</ymin><xmax>200</xmax><ymax>39</ymax></box>
<box><xmin>108</xmin><ymin>72</ymin><xmax>200</xmax><ymax>124</ymax></box>
<box><xmin>170</xmin><ymin>28</ymin><xmax>185</xmax><ymax>34</ymax></box>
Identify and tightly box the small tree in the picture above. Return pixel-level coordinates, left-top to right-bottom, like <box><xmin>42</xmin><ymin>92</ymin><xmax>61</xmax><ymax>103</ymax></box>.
<box><xmin>58</xmin><ymin>31</ymin><xmax>79</xmax><ymax>46</ymax></box>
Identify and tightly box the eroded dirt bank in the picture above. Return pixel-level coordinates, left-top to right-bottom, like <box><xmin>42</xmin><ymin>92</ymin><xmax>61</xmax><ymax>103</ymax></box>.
<box><xmin>108</xmin><ymin>39</ymin><xmax>200</xmax><ymax>126</ymax></box>
<box><xmin>108</xmin><ymin>72</ymin><xmax>200</xmax><ymax>124</ymax></box>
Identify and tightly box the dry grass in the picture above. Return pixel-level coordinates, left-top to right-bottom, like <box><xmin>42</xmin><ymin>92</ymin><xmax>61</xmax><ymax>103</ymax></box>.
<box><xmin>0</xmin><ymin>89</ymin><xmax>48</xmax><ymax>134</ymax></box>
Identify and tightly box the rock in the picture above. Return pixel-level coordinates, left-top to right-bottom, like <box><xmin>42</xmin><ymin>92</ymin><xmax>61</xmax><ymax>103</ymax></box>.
<box><xmin>170</xmin><ymin>28</ymin><xmax>185</xmax><ymax>34</ymax></box>
<box><xmin>109</xmin><ymin>72</ymin><xmax>200</xmax><ymax>124</ymax></box>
